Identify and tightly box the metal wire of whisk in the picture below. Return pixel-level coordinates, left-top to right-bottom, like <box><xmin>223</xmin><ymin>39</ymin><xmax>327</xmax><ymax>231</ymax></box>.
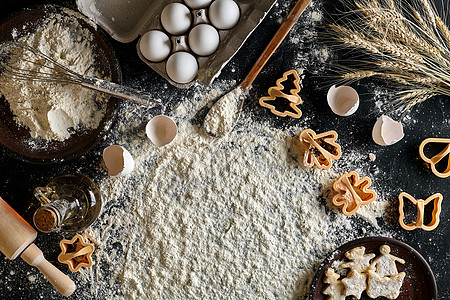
<box><xmin>0</xmin><ymin>41</ymin><xmax>161</xmax><ymax>107</ymax></box>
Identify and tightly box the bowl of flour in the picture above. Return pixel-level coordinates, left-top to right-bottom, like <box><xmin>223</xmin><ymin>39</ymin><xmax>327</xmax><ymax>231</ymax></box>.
<box><xmin>0</xmin><ymin>5</ymin><xmax>120</xmax><ymax>163</ymax></box>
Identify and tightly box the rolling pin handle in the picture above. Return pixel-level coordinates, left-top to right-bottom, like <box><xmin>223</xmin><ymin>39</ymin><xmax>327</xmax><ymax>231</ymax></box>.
<box><xmin>20</xmin><ymin>243</ymin><xmax>76</xmax><ymax>297</ymax></box>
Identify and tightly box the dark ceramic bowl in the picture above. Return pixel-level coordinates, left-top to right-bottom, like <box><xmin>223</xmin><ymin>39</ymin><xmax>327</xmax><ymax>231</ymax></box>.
<box><xmin>309</xmin><ymin>236</ymin><xmax>437</xmax><ymax>300</ymax></box>
<box><xmin>0</xmin><ymin>5</ymin><xmax>121</xmax><ymax>164</ymax></box>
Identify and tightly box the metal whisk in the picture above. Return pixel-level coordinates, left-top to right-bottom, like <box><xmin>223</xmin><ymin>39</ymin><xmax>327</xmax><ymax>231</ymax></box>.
<box><xmin>0</xmin><ymin>41</ymin><xmax>161</xmax><ymax>107</ymax></box>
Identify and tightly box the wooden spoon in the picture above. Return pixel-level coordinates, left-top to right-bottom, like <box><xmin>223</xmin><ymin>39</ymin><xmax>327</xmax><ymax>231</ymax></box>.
<box><xmin>203</xmin><ymin>0</ymin><xmax>312</xmax><ymax>138</ymax></box>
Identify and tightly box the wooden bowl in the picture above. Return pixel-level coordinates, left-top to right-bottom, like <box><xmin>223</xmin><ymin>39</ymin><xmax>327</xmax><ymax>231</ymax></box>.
<box><xmin>0</xmin><ymin>5</ymin><xmax>120</xmax><ymax>164</ymax></box>
<box><xmin>309</xmin><ymin>236</ymin><xmax>437</xmax><ymax>300</ymax></box>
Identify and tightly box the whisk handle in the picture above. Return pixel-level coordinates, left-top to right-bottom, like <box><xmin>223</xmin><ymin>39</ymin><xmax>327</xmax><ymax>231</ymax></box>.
<box><xmin>81</xmin><ymin>76</ymin><xmax>160</xmax><ymax>107</ymax></box>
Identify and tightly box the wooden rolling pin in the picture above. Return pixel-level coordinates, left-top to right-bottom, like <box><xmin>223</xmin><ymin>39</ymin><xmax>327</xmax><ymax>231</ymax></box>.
<box><xmin>0</xmin><ymin>197</ymin><xmax>76</xmax><ymax>297</ymax></box>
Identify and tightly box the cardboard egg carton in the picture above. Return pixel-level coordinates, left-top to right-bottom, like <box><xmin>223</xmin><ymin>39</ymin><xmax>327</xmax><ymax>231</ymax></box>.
<box><xmin>77</xmin><ymin>0</ymin><xmax>277</xmax><ymax>88</ymax></box>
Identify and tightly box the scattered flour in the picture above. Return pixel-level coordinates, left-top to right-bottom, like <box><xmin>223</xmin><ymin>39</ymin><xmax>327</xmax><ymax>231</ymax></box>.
<box><xmin>203</xmin><ymin>86</ymin><xmax>243</xmax><ymax>137</ymax></box>
<box><xmin>3</xmin><ymin>1</ymin><xmax>393</xmax><ymax>298</ymax></box>
<box><xmin>0</xmin><ymin>12</ymin><xmax>107</xmax><ymax>141</ymax></box>
<box><xmin>73</xmin><ymin>82</ymin><xmax>393</xmax><ymax>299</ymax></box>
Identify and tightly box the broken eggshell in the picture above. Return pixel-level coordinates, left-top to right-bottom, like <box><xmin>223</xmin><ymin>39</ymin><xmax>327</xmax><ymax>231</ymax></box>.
<box><xmin>146</xmin><ymin>115</ymin><xmax>178</xmax><ymax>147</ymax></box>
<box><xmin>103</xmin><ymin>145</ymin><xmax>135</xmax><ymax>177</ymax></box>
<box><xmin>372</xmin><ymin>115</ymin><xmax>404</xmax><ymax>146</ymax></box>
<box><xmin>327</xmin><ymin>85</ymin><xmax>359</xmax><ymax>116</ymax></box>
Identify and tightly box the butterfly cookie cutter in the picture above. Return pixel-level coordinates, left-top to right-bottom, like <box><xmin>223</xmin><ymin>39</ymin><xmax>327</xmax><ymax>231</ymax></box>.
<box><xmin>398</xmin><ymin>192</ymin><xmax>443</xmax><ymax>231</ymax></box>
<box><xmin>299</xmin><ymin>129</ymin><xmax>342</xmax><ymax>170</ymax></box>
<box><xmin>332</xmin><ymin>171</ymin><xmax>377</xmax><ymax>216</ymax></box>
<box><xmin>419</xmin><ymin>138</ymin><xmax>450</xmax><ymax>178</ymax></box>
<box><xmin>58</xmin><ymin>234</ymin><xmax>95</xmax><ymax>272</ymax></box>
<box><xmin>259</xmin><ymin>69</ymin><xmax>303</xmax><ymax>118</ymax></box>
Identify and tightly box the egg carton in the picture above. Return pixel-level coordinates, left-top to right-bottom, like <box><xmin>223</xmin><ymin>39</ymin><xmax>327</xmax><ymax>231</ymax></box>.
<box><xmin>76</xmin><ymin>0</ymin><xmax>277</xmax><ymax>88</ymax></box>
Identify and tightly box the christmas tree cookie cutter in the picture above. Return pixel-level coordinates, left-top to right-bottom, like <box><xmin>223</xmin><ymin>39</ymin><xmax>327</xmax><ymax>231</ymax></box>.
<box><xmin>58</xmin><ymin>234</ymin><xmax>95</xmax><ymax>272</ymax></box>
<box><xmin>332</xmin><ymin>171</ymin><xmax>376</xmax><ymax>216</ymax></box>
<box><xmin>398</xmin><ymin>192</ymin><xmax>443</xmax><ymax>231</ymax></box>
<box><xmin>419</xmin><ymin>137</ymin><xmax>450</xmax><ymax>178</ymax></box>
<box><xmin>299</xmin><ymin>129</ymin><xmax>342</xmax><ymax>170</ymax></box>
<box><xmin>259</xmin><ymin>69</ymin><xmax>304</xmax><ymax>118</ymax></box>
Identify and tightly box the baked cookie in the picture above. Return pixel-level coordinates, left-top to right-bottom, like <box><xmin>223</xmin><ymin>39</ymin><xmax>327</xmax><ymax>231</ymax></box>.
<box><xmin>323</xmin><ymin>268</ymin><xmax>345</xmax><ymax>300</ymax></box>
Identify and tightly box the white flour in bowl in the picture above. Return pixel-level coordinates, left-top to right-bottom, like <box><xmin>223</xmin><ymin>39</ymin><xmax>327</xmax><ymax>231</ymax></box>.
<box><xmin>0</xmin><ymin>11</ymin><xmax>106</xmax><ymax>141</ymax></box>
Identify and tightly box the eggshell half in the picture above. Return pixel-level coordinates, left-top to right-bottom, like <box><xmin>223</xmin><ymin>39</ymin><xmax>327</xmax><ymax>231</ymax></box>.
<box><xmin>103</xmin><ymin>145</ymin><xmax>135</xmax><ymax>177</ymax></box>
<box><xmin>372</xmin><ymin>115</ymin><xmax>404</xmax><ymax>146</ymax></box>
<box><xmin>327</xmin><ymin>85</ymin><xmax>359</xmax><ymax>116</ymax></box>
<box><xmin>146</xmin><ymin>115</ymin><xmax>178</xmax><ymax>147</ymax></box>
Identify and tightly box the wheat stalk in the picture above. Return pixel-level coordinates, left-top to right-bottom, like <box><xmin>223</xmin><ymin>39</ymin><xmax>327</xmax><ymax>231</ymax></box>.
<box><xmin>328</xmin><ymin>0</ymin><xmax>450</xmax><ymax>111</ymax></box>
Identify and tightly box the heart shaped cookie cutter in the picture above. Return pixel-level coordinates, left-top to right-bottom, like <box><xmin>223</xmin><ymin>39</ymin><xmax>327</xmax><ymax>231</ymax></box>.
<box><xmin>398</xmin><ymin>192</ymin><xmax>443</xmax><ymax>231</ymax></box>
<box><xmin>419</xmin><ymin>138</ymin><xmax>450</xmax><ymax>178</ymax></box>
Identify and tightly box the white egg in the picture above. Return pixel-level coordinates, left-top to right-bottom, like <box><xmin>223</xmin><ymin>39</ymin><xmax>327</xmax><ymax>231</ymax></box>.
<box><xmin>327</xmin><ymin>85</ymin><xmax>359</xmax><ymax>116</ymax></box>
<box><xmin>161</xmin><ymin>3</ymin><xmax>192</xmax><ymax>35</ymax></box>
<box><xmin>139</xmin><ymin>30</ymin><xmax>171</xmax><ymax>62</ymax></box>
<box><xmin>184</xmin><ymin>0</ymin><xmax>212</xmax><ymax>9</ymax></box>
<box><xmin>166</xmin><ymin>52</ymin><xmax>198</xmax><ymax>84</ymax></box>
<box><xmin>209</xmin><ymin>0</ymin><xmax>240</xmax><ymax>30</ymax></box>
<box><xmin>188</xmin><ymin>24</ymin><xmax>220</xmax><ymax>56</ymax></box>
<box><xmin>146</xmin><ymin>115</ymin><xmax>178</xmax><ymax>147</ymax></box>
<box><xmin>103</xmin><ymin>145</ymin><xmax>134</xmax><ymax>177</ymax></box>
<box><xmin>372</xmin><ymin>115</ymin><xmax>404</xmax><ymax>146</ymax></box>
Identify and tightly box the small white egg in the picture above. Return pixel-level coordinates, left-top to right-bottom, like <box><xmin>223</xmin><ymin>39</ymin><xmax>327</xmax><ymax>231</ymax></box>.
<box><xmin>184</xmin><ymin>0</ymin><xmax>212</xmax><ymax>9</ymax></box>
<box><xmin>327</xmin><ymin>85</ymin><xmax>359</xmax><ymax>116</ymax></box>
<box><xmin>209</xmin><ymin>0</ymin><xmax>240</xmax><ymax>30</ymax></box>
<box><xmin>166</xmin><ymin>52</ymin><xmax>198</xmax><ymax>84</ymax></box>
<box><xmin>139</xmin><ymin>30</ymin><xmax>171</xmax><ymax>62</ymax></box>
<box><xmin>188</xmin><ymin>24</ymin><xmax>220</xmax><ymax>56</ymax></box>
<box><xmin>372</xmin><ymin>115</ymin><xmax>404</xmax><ymax>146</ymax></box>
<box><xmin>161</xmin><ymin>3</ymin><xmax>192</xmax><ymax>35</ymax></box>
<box><xmin>103</xmin><ymin>145</ymin><xmax>134</xmax><ymax>177</ymax></box>
<box><xmin>146</xmin><ymin>115</ymin><xmax>178</xmax><ymax>147</ymax></box>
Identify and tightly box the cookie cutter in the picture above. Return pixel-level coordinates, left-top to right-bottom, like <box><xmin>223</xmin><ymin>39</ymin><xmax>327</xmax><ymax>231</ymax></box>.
<box><xmin>419</xmin><ymin>138</ymin><xmax>450</xmax><ymax>178</ymax></box>
<box><xmin>332</xmin><ymin>171</ymin><xmax>376</xmax><ymax>216</ymax></box>
<box><xmin>398</xmin><ymin>192</ymin><xmax>443</xmax><ymax>231</ymax></box>
<box><xmin>259</xmin><ymin>69</ymin><xmax>304</xmax><ymax>118</ymax></box>
<box><xmin>58</xmin><ymin>234</ymin><xmax>95</xmax><ymax>272</ymax></box>
<box><xmin>299</xmin><ymin>129</ymin><xmax>342</xmax><ymax>170</ymax></box>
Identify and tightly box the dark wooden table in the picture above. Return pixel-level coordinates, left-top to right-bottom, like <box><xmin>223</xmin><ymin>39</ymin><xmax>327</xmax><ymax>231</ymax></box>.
<box><xmin>0</xmin><ymin>0</ymin><xmax>449</xmax><ymax>299</ymax></box>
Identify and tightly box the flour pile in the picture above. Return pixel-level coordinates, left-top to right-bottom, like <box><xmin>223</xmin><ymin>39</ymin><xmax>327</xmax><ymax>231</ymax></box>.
<box><xmin>203</xmin><ymin>86</ymin><xmax>243</xmax><ymax>137</ymax></box>
<box><xmin>68</xmin><ymin>1</ymin><xmax>394</xmax><ymax>298</ymax></box>
<box><xmin>75</xmin><ymin>83</ymin><xmax>391</xmax><ymax>299</ymax></box>
<box><xmin>0</xmin><ymin>11</ymin><xmax>107</xmax><ymax>141</ymax></box>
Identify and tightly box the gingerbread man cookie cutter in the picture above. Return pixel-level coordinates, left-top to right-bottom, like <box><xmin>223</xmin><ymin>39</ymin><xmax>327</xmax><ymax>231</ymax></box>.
<box><xmin>58</xmin><ymin>234</ymin><xmax>95</xmax><ymax>272</ymax></box>
<box><xmin>398</xmin><ymin>192</ymin><xmax>443</xmax><ymax>231</ymax></box>
<box><xmin>259</xmin><ymin>69</ymin><xmax>304</xmax><ymax>118</ymax></box>
<box><xmin>419</xmin><ymin>138</ymin><xmax>450</xmax><ymax>178</ymax></box>
<box><xmin>299</xmin><ymin>129</ymin><xmax>342</xmax><ymax>170</ymax></box>
<box><xmin>332</xmin><ymin>171</ymin><xmax>377</xmax><ymax>216</ymax></box>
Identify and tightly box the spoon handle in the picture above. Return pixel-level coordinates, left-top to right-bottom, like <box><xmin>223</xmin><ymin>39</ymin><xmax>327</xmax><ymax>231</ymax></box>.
<box><xmin>240</xmin><ymin>0</ymin><xmax>312</xmax><ymax>90</ymax></box>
